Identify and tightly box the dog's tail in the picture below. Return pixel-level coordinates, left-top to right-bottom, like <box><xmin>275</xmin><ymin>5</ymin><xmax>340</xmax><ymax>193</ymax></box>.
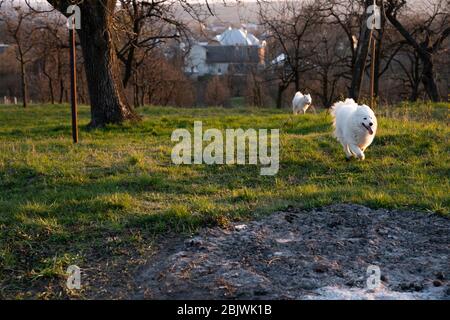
<box><xmin>330</xmin><ymin>98</ymin><xmax>357</xmax><ymax>140</ymax></box>
<box><xmin>330</xmin><ymin>98</ymin><xmax>356</xmax><ymax>118</ymax></box>
<box><xmin>294</xmin><ymin>91</ymin><xmax>304</xmax><ymax>99</ymax></box>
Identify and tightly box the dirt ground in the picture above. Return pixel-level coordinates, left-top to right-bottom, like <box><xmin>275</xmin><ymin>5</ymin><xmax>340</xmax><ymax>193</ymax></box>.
<box><xmin>131</xmin><ymin>204</ymin><xmax>449</xmax><ymax>300</ymax></box>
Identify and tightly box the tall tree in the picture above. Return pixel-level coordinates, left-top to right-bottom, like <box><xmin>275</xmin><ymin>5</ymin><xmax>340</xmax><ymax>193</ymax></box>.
<box><xmin>116</xmin><ymin>0</ymin><xmax>189</xmax><ymax>89</ymax></box>
<box><xmin>328</xmin><ymin>0</ymin><xmax>403</xmax><ymax>101</ymax></box>
<box><xmin>45</xmin><ymin>0</ymin><xmax>139</xmax><ymax>127</ymax></box>
<box><xmin>308</xmin><ymin>27</ymin><xmax>348</xmax><ymax>107</ymax></box>
<box><xmin>392</xmin><ymin>47</ymin><xmax>423</xmax><ymax>101</ymax></box>
<box><xmin>258</xmin><ymin>0</ymin><xmax>327</xmax><ymax>108</ymax></box>
<box><xmin>385</xmin><ymin>0</ymin><xmax>449</xmax><ymax>101</ymax></box>
<box><xmin>1</xmin><ymin>4</ymin><xmax>36</xmax><ymax>108</ymax></box>
<box><xmin>349</xmin><ymin>0</ymin><xmax>374</xmax><ymax>100</ymax></box>
<box><xmin>328</xmin><ymin>0</ymin><xmax>364</xmax><ymax>85</ymax></box>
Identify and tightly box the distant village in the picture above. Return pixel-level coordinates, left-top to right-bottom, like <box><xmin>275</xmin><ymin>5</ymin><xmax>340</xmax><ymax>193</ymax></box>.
<box><xmin>0</xmin><ymin>1</ymin><xmax>448</xmax><ymax>108</ymax></box>
<box><xmin>184</xmin><ymin>26</ymin><xmax>266</xmax><ymax>77</ymax></box>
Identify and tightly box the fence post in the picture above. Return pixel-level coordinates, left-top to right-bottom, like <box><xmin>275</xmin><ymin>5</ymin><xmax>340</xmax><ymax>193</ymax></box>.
<box><xmin>69</xmin><ymin>14</ymin><xmax>79</xmax><ymax>144</ymax></box>
<box><xmin>370</xmin><ymin>36</ymin><xmax>376</xmax><ymax>109</ymax></box>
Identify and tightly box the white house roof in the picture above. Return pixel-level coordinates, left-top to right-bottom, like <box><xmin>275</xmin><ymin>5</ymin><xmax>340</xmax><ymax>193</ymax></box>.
<box><xmin>271</xmin><ymin>53</ymin><xmax>286</xmax><ymax>65</ymax></box>
<box><xmin>215</xmin><ymin>27</ymin><xmax>260</xmax><ymax>46</ymax></box>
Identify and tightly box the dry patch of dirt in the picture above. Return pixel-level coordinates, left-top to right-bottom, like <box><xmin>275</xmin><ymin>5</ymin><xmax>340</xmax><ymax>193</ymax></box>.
<box><xmin>132</xmin><ymin>204</ymin><xmax>449</xmax><ymax>300</ymax></box>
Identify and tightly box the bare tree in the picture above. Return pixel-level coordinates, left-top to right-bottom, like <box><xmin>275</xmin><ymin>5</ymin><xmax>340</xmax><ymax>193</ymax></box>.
<box><xmin>133</xmin><ymin>52</ymin><xmax>195</xmax><ymax>107</ymax></box>
<box><xmin>392</xmin><ymin>47</ymin><xmax>423</xmax><ymax>101</ymax></box>
<box><xmin>258</xmin><ymin>0</ymin><xmax>328</xmax><ymax>108</ymax></box>
<box><xmin>42</xmin><ymin>0</ymin><xmax>140</xmax><ymax>127</ymax></box>
<box><xmin>32</xmin><ymin>14</ymin><xmax>69</xmax><ymax>104</ymax></box>
<box><xmin>328</xmin><ymin>0</ymin><xmax>406</xmax><ymax>101</ymax></box>
<box><xmin>204</xmin><ymin>76</ymin><xmax>230</xmax><ymax>107</ymax></box>
<box><xmin>385</xmin><ymin>0</ymin><xmax>449</xmax><ymax>101</ymax></box>
<box><xmin>327</xmin><ymin>0</ymin><xmax>364</xmax><ymax>83</ymax></box>
<box><xmin>0</xmin><ymin>44</ymin><xmax>20</xmax><ymax>100</ymax></box>
<box><xmin>245</xmin><ymin>70</ymin><xmax>270</xmax><ymax>107</ymax></box>
<box><xmin>0</xmin><ymin>2</ymin><xmax>36</xmax><ymax>108</ymax></box>
<box><xmin>307</xmin><ymin>26</ymin><xmax>348</xmax><ymax>107</ymax></box>
<box><xmin>116</xmin><ymin>0</ymin><xmax>193</xmax><ymax>89</ymax></box>
<box><xmin>41</xmin><ymin>0</ymin><xmax>213</xmax><ymax>126</ymax></box>
<box><xmin>348</xmin><ymin>0</ymin><xmax>376</xmax><ymax>100</ymax></box>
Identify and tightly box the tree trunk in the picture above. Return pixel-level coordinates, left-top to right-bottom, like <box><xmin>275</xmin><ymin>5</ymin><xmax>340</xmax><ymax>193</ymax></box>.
<box><xmin>134</xmin><ymin>83</ymin><xmax>139</xmax><ymax>108</ymax></box>
<box><xmin>19</xmin><ymin>56</ymin><xmax>28</xmax><ymax>108</ymax></box>
<box><xmin>59</xmin><ymin>79</ymin><xmax>64</xmax><ymax>104</ymax></box>
<box><xmin>410</xmin><ymin>83</ymin><xmax>419</xmax><ymax>101</ymax></box>
<box><xmin>121</xmin><ymin>0</ymin><xmax>140</xmax><ymax>88</ymax></box>
<box><xmin>48</xmin><ymin>77</ymin><xmax>55</xmax><ymax>104</ymax></box>
<box><xmin>350</xmin><ymin>0</ymin><xmax>372</xmax><ymax>101</ymax></box>
<box><xmin>294</xmin><ymin>72</ymin><xmax>300</xmax><ymax>92</ymax></box>
<box><xmin>276</xmin><ymin>83</ymin><xmax>287</xmax><ymax>109</ymax></box>
<box><xmin>410</xmin><ymin>54</ymin><xmax>420</xmax><ymax>101</ymax></box>
<box><xmin>373</xmin><ymin>0</ymin><xmax>386</xmax><ymax>98</ymax></box>
<box><xmin>47</xmin><ymin>0</ymin><xmax>140</xmax><ymax>127</ymax></box>
<box><xmin>140</xmin><ymin>86</ymin><xmax>145</xmax><ymax>107</ymax></box>
<box><xmin>321</xmin><ymin>70</ymin><xmax>329</xmax><ymax>108</ymax></box>
<box><xmin>78</xmin><ymin>3</ymin><xmax>139</xmax><ymax>127</ymax></box>
<box><xmin>373</xmin><ymin>36</ymin><xmax>381</xmax><ymax>98</ymax></box>
<box><xmin>42</xmin><ymin>62</ymin><xmax>55</xmax><ymax>104</ymax></box>
<box><xmin>385</xmin><ymin>4</ymin><xmax>444</xmax><ymax>102</ymax></box>
<box><xmin>421</xmin><ymin>57</ymin><xmax>439</xmax><ymax>101</ymax></box>
<box><xmin>350</xmin><ymin>31</ymin><xmax>371</xmax><ymax>100</ymax></box>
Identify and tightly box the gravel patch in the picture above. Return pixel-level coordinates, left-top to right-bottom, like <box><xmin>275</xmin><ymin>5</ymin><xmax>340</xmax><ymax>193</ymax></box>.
<box><xmin>133</xmin><ymin>204</ymin><xmax>450</xmax><ymax>300</ymax></box>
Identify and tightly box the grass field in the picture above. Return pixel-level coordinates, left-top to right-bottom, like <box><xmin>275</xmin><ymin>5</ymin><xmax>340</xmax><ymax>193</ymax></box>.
<box><xmin>0</xmin><ymin>101</ymin><xmax>448</xmax><ymax>298</ymax></box>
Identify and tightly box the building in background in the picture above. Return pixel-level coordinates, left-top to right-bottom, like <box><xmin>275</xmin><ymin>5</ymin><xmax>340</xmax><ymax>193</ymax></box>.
<box><xmin>185</xmin><ymin>27</ymin><xmax>266</xmax><ymax>77</ymax></box>
<box><xmin>0</xmin><ymin>44</ymin><xmax>9</xmax><ymax>54</ymax></box>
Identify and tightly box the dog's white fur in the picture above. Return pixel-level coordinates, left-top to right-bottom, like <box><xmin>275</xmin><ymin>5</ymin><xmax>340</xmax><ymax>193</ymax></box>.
<box><xmin>292</xmin><ymin>92</ymin><xmax>312</xmax><ymax>114</ymax></box>
<box><xmin>331</xmin><ymin>98</ymin><xmax>377</xmax><ymax>160</ymax></box>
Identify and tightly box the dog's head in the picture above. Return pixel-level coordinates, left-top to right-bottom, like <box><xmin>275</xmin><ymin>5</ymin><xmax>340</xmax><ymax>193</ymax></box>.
<box><xmin>356</xmin><ymin>105</ymin><xmax>377</xmax><ymax>135</ymax></box>
<box><xmin>304</xmin><ymin>94</ymin><xmax>312</xmax><ymax>105</ymax></box>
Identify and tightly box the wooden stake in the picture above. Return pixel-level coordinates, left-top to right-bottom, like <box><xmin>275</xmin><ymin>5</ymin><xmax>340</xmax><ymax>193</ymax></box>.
<box><xmin>370</xmin><ymin>36</ymin><xmax>376</xmax><ymax>109</ymax></box>
<box><xmin>69</xmin><ymin>18</ymin><xmax>79</xmax><ymax>144</ymax></box>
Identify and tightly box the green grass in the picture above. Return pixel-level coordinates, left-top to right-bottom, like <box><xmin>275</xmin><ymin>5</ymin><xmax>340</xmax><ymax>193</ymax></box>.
<box><xmin>0</xmin><ymin>101</ymin><xmax>448</xmax><ymax>298</ymax></box>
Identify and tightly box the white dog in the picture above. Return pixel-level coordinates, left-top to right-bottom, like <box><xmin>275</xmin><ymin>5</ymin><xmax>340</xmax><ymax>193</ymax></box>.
<box><xmin>331</xmin><ymin>98</ymin><xmax>377</xmax><ymax>160</ymax></box>
<box><xmin>292</xmin><ymin>92</ymin><xmax>312</xmax><ymax>114</ymax></box>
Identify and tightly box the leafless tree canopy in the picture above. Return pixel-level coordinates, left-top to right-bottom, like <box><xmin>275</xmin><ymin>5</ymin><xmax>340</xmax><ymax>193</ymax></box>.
<box><xmin>0</xmin><ymin>0</ymin><xmax>448</xmax><ymax>113</ymax></box>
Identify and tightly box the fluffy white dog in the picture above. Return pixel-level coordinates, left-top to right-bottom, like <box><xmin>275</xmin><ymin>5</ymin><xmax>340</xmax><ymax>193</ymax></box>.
<box><xmin>331</xmin><ymin>98</ymin><xmax>377</xmax><ymax>160</ymax></box>
<box><xmin>292</xmin><ymin>92</ymin><xmax>312</xmax><ymax>114</ymax></box>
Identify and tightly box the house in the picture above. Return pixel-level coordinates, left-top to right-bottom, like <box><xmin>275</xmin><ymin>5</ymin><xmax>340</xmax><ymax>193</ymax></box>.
<box><xmin>0</xmin><ymin>44</ymin><xmax>10</xmax><ymax>54</ymax></box>
<box><xmin>185</xmin><ymin>28</ymin><xmax>266</xmax><ymax>77</ymax></box>
<box><xmin>214</xmin><ymin>27</ymin><xmax>261</xmax><ymax>46</ymax></box>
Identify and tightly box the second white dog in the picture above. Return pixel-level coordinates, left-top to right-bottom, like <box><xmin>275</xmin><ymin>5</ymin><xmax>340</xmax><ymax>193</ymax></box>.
<box><xmin>331</xmin><ymin>98</ymin><xmax>377</xmax><ymax>160</ymax></box>
<box><xmin>292</xmin><ymin>92</ymin><xmax>312</xmax><ymax>114</ymax></box>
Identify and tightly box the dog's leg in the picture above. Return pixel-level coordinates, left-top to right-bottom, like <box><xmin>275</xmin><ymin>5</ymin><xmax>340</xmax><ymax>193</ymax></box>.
<box><xmin>349</xmin><ymin>144</ymin><xmax>365</xmax><ymax>160</ymax></box>
<box><xmin>344</xmin><ymin>144</ymin><xmax>353</xmax><ymax>160</ymax></box>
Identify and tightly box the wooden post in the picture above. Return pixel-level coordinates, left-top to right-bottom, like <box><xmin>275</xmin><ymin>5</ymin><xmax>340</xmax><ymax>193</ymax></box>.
<box><xmin>69</xmin><ymin>17</ymin><xmax>79</xmax><ymax>144</ymax></box>
<box><xmin>370</xmin><ymin>36</ymin><xmax>376</xmax><ymax>109</ymax></box>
